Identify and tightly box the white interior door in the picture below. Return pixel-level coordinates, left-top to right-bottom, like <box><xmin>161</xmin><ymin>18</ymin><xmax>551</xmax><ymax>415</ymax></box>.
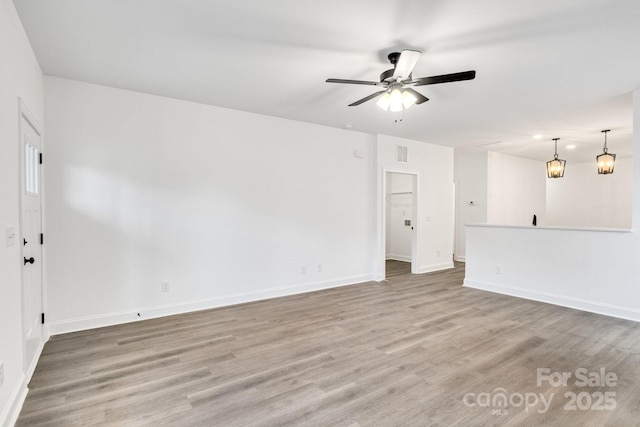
<box><xmin>20</xmin><ymin>105</ymin><xmax>44</xmax><ymax>377</ymax></box>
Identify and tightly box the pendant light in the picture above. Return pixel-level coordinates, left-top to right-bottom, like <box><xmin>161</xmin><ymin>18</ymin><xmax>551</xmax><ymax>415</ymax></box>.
<box><xmin>546</xmin><ymin>138</ymin><xmax>566</xmax><ymax>178</ymax></box>
<box><xmin>596</xmin><ymin>129</ymin><xmax>616</xmax><ymax>174</ymax></box>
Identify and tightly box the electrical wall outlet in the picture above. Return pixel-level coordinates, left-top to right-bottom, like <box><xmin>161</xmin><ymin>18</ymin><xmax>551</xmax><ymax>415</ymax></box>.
<box><xmin>317</xmin><ymin>263</ymin><xmax>323</xmax><ymax>273</ymax></box>
<box><xmin>161</xmin><ymin>281</ymin><xmax>170</xmax><ymax>292</ymax></box>
<box><xmin>495</xmin><ymin>265</ymin><xmax>502</xmax><ymax>275</ymax></box>
<box><xmin>300</xmin><ymin>265</ymin><xmax>307</xmax><ymax>274</ymax></box>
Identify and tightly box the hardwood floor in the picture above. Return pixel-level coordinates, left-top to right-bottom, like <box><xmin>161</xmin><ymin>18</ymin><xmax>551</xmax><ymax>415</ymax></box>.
<box><xmin>383</xmin><ymin>258</ymin><xmax>411</xmax><ymax>278</ymax></box>
<box><xmin>17</xmin><ymin>261</ymin><xmax>640</xmax><ymax>426</ymax></box>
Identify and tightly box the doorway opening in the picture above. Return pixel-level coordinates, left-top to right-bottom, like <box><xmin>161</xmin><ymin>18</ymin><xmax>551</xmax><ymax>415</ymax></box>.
<box><xmin>383</xmin><ymin>171</ymin><xmax>418</xmax><ymax>279</ymax></box>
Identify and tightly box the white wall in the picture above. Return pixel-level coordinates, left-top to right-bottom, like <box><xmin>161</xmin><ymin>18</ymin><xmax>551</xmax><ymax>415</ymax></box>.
<box><xmin>44</xmin><ymin>76</ymin><xmax>377</xmax><ymax>333</ymax></box>
<box><xmin>463</xmin><ymin>89</ymin><xmax>640</xmax><ymax>322</ymax></box>
<box><xmin>0</xmin><ymin>1</ymin><xmax>44</xmax><ymax>425</ymax></box>
<box><xmin>487</xmin><ymin>151</ymin><xmax>546</xmax><ymax>226</ymax></box>
<box><xmin>385</xmin><ymin>173</ymin><xmax>413</xmax><ymax>262</ymax></box>
<box><xmin>454</xmin><ymin>151</ymin><xmax>545</xmax><ymax>260</ymax></box>
<box><xmin>454</xmin><ymin>151</ymin><xmax>488</xmax><ymax>261</ymax></box>
<box><xmin>376</xmin><ymin>135</ymin><xmax>454</xmax><ymax>277</ymax></box>
<box><xmin>546</xmin><ymin>158</ymin><xmax>632</xmax><ymax>228</ymax></box>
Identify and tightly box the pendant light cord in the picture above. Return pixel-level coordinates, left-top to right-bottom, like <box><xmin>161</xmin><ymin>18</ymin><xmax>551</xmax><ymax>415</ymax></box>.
<box><xmin>602</xmin><ymin>129</ymin><xmax>610</xmax><ymax>153</ymax></box>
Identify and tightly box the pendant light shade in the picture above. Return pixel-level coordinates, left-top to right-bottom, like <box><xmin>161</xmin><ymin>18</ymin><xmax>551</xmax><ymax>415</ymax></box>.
<box><xmin>596</xmin><ymin>129</ymin><xmax>616</xmax><ymax>175</ymax></box>
<box><xmin>388</xmin><ymin>87</ymin><xmax>403</xmax><ymax>112</ymax></box>
<box><xmin>376</xmin><ymin>92</ymin><xmax>391</xmax><ymax>110</ymax></box>
<box><xmin>401</xmin><ymin>90</ymin><xmax>417</xmax><ymax>109</ymax></box>
<box><xmin>546</xmin><ymin>138</ymin><xmax>566</xmax><ymax>178</ymax></box>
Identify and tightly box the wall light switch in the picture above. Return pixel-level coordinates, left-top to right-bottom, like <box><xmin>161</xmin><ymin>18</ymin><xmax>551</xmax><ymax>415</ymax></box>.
<box><xmin>6</xmin><ymin>226</ymin><xmax>16</xmax><ymax>247</ymax></box>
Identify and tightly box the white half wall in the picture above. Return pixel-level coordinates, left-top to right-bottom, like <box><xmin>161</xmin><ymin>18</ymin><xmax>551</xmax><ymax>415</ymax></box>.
<box><xmin>44</xmin><ymin>77</ymin><xmax>377</xmax><ymax>334</ymax></box>
<box><xmin>0</xmin><ymin>1</ymin><xmax>44</xmax><ymax>425</ymax></box>
<box><xmin>546</xmin><ymin>158</ymin><xmax>632</xmax><ymax>228</ymax></box>
<box><xmin>376</xmin><ymin>135</ymin><xmax>454</xmax><ymax>277</ymax></box>
<box><xmin>465</xmin><ymin>224</ymin><xmax>640</xmax><ymax>321</ymax></box>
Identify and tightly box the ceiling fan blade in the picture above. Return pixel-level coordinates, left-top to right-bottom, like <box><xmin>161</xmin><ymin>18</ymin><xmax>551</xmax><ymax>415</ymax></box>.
<box><xmin>326</xmin><ymin>78</ymin><xmax>384</xmax><ymax>86</ymax></box>
<box><xmin>412</xmin><ymin>70</ymin><xmax>476</xmax><ymax>86</ymax></box>
<box><xmin>348</xmin><ymin>90</ymin><xmax>387</xmax><ymax>106</ymax></box>
<box><xmin>393</xmin><ymin>49</ymin><xmax>421</xmax><ymax>80</ymax></box>
<box><xmin>404</xmin><ymin>88</ymin><xmax>429</xmax><ymax>105</ymax></box>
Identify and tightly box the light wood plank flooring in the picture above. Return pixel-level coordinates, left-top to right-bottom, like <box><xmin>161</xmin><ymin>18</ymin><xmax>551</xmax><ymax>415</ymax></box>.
<box><xmin>17</xmin><ymin>261</ymin><xmax>640</xmax><ymax>426</ymax></box>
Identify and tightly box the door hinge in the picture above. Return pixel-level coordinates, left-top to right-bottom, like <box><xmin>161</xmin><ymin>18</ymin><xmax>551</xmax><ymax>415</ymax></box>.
<box><xmin>41</xmin><ymin>313</ymin><xmax>45</xmax><ymax>324</ymax></box>
<box><xmin>39</xmin><ymin>152</ymin><xmax>43</xmax><ymax>164</ymax></box>
<box><xmin>40</xmin><ymin>233</ymin><xmax>44</xmax><ymax>245</ymax></box>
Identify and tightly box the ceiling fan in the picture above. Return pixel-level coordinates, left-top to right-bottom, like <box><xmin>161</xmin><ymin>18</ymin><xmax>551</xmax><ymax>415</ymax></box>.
<box><xmin>326</xmin><ymin>50</ymin><xmax>476</xmax><ymax>111</ymax></box>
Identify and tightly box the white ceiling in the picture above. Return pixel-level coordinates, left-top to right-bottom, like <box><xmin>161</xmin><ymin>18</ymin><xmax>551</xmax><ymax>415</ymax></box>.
<box><xmin>13</xmin><ymin>0</ymin><xmax>640</xmax><ymax>163</ymax></box>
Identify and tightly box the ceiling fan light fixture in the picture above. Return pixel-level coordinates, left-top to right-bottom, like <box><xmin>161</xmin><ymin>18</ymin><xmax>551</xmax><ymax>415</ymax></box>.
<box><xmin>378</xmin><ymin>85</ymin><xmax>415</xmax><ymax>112</ymax></box>
<box><xmin>597</xmin><ymin>129</ymin><xmax>616</xmax><ymax>175</ymax></box>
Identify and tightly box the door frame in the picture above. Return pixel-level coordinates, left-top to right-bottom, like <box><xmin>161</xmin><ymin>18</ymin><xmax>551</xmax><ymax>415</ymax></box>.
<box><xmin>379</xmin><ymin>168</ymin><xmax>420</xmax><ymax>280</ymax></box>
<box><xmin>18</xmin><ymin>98</ymin><xmax>46</xmax><ymax>380</ymax></box>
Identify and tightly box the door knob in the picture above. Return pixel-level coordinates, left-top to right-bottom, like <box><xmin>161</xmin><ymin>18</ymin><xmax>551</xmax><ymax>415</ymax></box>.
<box><xmin>24</xmin><ymin>257</ymin><xmax>35</xmax><ymax>265</ymax></box>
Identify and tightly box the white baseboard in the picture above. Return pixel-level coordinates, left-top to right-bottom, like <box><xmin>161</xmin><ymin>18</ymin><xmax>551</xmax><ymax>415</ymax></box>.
<box><xmin>416</xmin><ymin>262</ymin><xmax>454</xmax><ymax>274</ymax></box>
<box><xmin>25</xmin><ymin>339</ymin><xmax>46</xmax><ymax>386</ymax></box>
<box><xmin>47</xmin><ymin>274</ymin><xmax>375</xmax><ymax>335</ymax></box>
<box><xmin>1</xmin><ymin>333</ymin><xmax>49</xmax><ymax>427</ymax></box>
<box><xmin>1</xmin><ymin>374</ymin><xmax>27</xmax><ymax>427</ymax></box>
<box><xmin>385</xmin><ymin>254</ymin><xmax>412</xmax><ymax>262</ymax></box>
<box><xmin>454</xmin><ymin>255</ymin><xmax>466</xmax><ymax>262</ymax></box>
<box><xmin>464</xmin><ymin>279</ymin><xmax>640</xmax><ymax>323</ymax></box>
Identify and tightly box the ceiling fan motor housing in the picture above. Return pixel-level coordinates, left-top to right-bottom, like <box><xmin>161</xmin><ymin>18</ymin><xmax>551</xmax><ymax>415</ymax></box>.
<box><xmin>380</xmin><ymin>52</ymin><xmax>403</xmax><ymax>82</ymax></box>
<box><xmin>388</xmin><ymin>52</ymin><xmax>401</xmax><ymax>65</ymax></box>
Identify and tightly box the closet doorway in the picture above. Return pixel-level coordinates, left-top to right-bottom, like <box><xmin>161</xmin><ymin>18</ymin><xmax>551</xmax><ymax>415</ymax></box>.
<box><xmin>385</xmin><ymin>172</ymin><xmax>417</xmax><ymax>278</ymax></box>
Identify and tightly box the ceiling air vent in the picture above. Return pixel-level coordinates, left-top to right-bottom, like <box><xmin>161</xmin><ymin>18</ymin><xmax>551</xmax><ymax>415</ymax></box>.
<box><xmin>397</xmin><ymin>145</ymin><xmax>408</xmax><ymax>163</ymax></box>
